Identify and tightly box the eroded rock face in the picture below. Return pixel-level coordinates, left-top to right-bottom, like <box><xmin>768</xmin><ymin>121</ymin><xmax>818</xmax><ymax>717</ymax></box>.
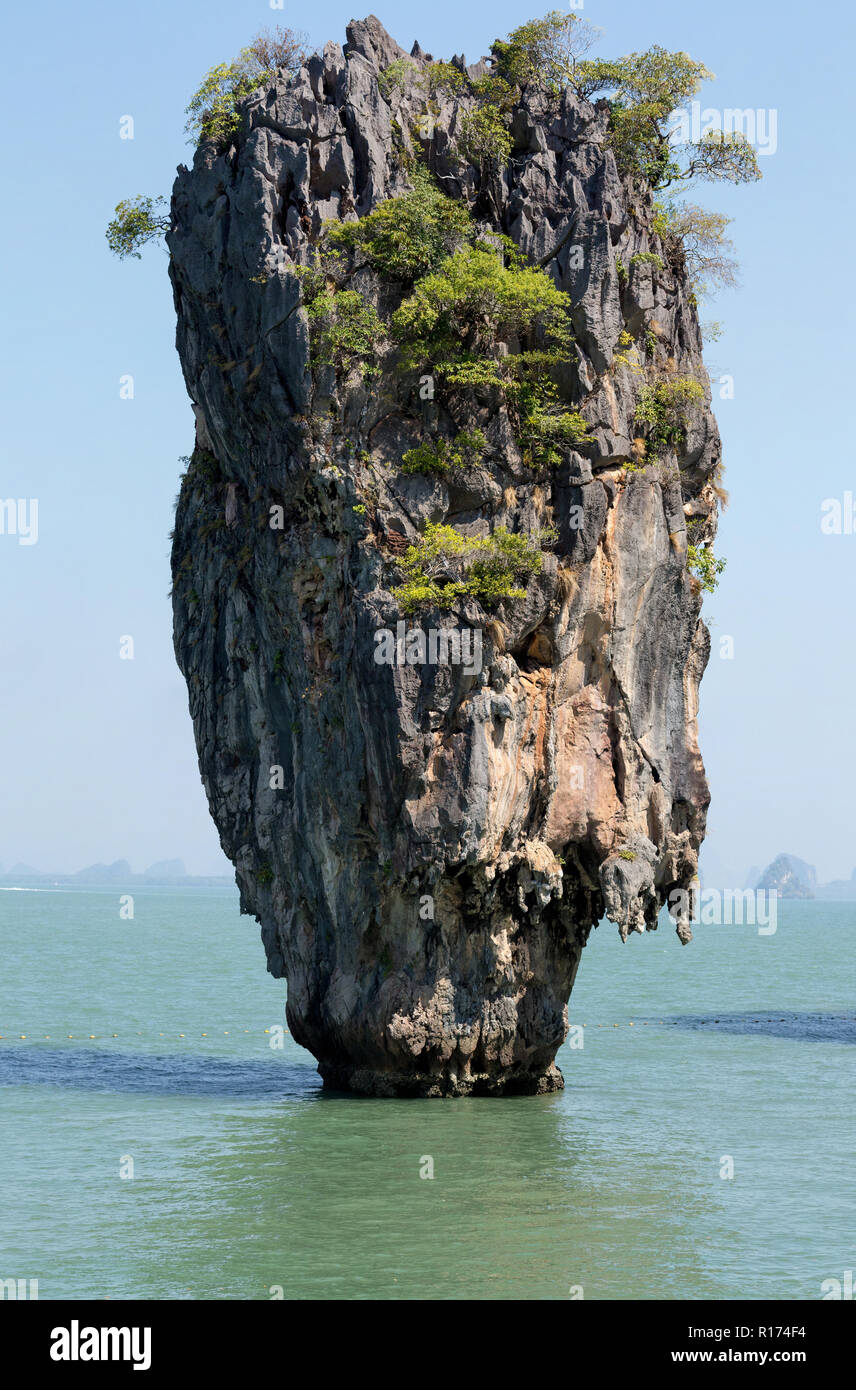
<box><xmin>169</xmin><ymin>17</ymin><xmax>717</xmax><ymax>1096</ymax></box>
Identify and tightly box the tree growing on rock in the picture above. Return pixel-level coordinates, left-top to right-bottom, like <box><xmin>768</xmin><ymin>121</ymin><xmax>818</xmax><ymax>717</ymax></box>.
<box><xmin>105</xmin><ymin>196</ymin><xmax>170</xmax><ymax>260</ymax></box>
<box><xmin>105</xmin><ymin>26</ymin><xmax>309</xmax><ymax>260</ymax></box>
<box><xmin>184</xmin><ymin>25</ymin><xmax>309</xmax><ymax>146</ymax></box>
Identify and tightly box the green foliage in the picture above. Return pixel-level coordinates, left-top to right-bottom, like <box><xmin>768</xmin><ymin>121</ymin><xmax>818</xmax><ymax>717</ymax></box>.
<box><xmin>456</xmin><ymin>104</ymin><xmax>513</xmax><ymax>168</ymax></box>
<box><xmin>684</xmin><ymin>130</ymin><xmax>762</xmax><ymax>185</ymax></box>
<box><xmin>185</xmin><ymin>61</ymin><xmax>259</xmax><ymax>145</ymax></box>
<box><xmin>401</xmin><ymin>429</ymin><xmax>487</xmax><ymax>475</ymax></box>
<box><xmin>425</xmin><ymin>61</ymin><xmax>467</xmax><ymax>96</ymax></box>
<box><xmin>437</xmin><ymin>356</ymin><xmax>507</xmax><ymax>391</ymax></box>
<box><xmin>470</xmin><ymin>75</ymin><xmax>517</xmax><ymax>110</ymax></box>
<box><xmin>490</xmin><ymin>4</ymin><xmax>738</xmax><ymax>206</ymax></box>
<box><xmin>190</xmin><ymin>448</ymin><xmax>223</xmax><ymax>484</ymax></box>
<box><xmin>651</xmin><ymin>202</ymin><xmax>672</xmax><ymax>239</ymax></box>
<box><xmin>303</xmin><ymin>287</ymin><xmax>384</xmax><ymax>375</ymax></box>
<box><xmin>635</xmin><ymin>376</ymin><xmax>705</xmax><ymax>455</ymax></box>
<box><xmin>392</xmin><ymin>242</ymin><xmax>581</xmax><ymax>471</ymax></box>
<box><xmin>619</xmin><ymin>849</ymin><xmax>637</xmax><ymax>861</ymax></box>
<box><xmin>292</xmin><ymin>254</ymin><xmax>337</xmax><ymax>305</ymax></box>
<box><xmin>378</xmin><ymin>56</ymin><xmax>465</xmax><ymax>108</ymax></box>
<box><xmin>326</xmin><ymin>167</ymin><xmax>472</xmax><ymax>283</ymax></box>
<box><xmin>491</xmin><ymin>11</ymin><xmax>601</xmax><ymax>92</ymax></box>
<box><xmin>652</xmin><ymin>201</ymin><xmax>739</xmax><ymax>297</ymax></box>
<box><xmin>392</xmin><ymin>242</ymin><xmax>571</xmax><ymax>367</ymax></box>
<box><xmin>630</xmin><ymin>251</ymin><xmax>665</xmax><ymax>271</ymax></box>
<box><xmin>506</xmin><ymin>358</ymin><xmax>591</xmax><ymax>465</ymax></box>
<box><xmin>257</xmin><ymin>864</ymin><xmax>274</xmax><ymax>884</ymax></box>
<box><xmin>563</xmin><ymin>47</ymin><xmax>715</xmax><ymax>185</ymax></box>
<box><xmin>298</xmin><ymin>163</ymin><xmax>581</xmax><ymax>474</ymax></box>
<box><xmin>612</xmin><ymin>328</ymin><xmax>640</xmax><ymax>371</ymax></box>
<box><xmin>184</xmin><ymin>25</ymin><xmax>307</xmax><ymax>147</ymax></box>
<box><xmin>616</xmin><ymin>256</ymin><xmax>628</xmax><ymax>285</ymax></box>
<box><xmin>517</xmin><ymin>404</ymin><xmax>591</xmax><ymax>467</ymax></box>
<box><xmin>378</xmin><ymin>57</ymin><xmax>419</xmax><ymax>99</ymax></box>
<box><xmin>687</xmin><ymin>543</ymin><xmax>725</xmax><ymax>593</ymax></box>
<box><xmin>394</xmin><ymin>522</ymin><xmax>555</xmax><ymax>613</ymax></box>
<box><xmin>106</xmin><ymin>196</ymin><xmax>170</xmax><ymax>259</ymax></box>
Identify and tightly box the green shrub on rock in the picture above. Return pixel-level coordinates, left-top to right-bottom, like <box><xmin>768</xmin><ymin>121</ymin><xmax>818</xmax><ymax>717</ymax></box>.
<box><xmin>635</xmin><ymin>375</ymin><xmax>704</xmax><ymax>455</ymax></box>
<box><xmin>394</xmin><ymin>522</ymin><xmax>555</xmax><ymax>613</ymax></box>
<box><xmin>456</xmin><ymin>104</ymin><xmax>513</xmax><ymax>169</ymax></box>
<box><xmin>378</xmin><ymin>57</ymin><xmax>419</xmax><ymax>100</ymax></box>
<box><xmin>630</xmin><ymin>251</ymin><xmax>665</xmax><ymax>272</ymax></box>
<box><xmin>517</xmin><ymin>403</ymin><xmax>591</xmax><ymax>468</ymax></box>
<box><xmin>106</xmin><ymin>196</ymin><xmax>170</xmax><ymax>259</ymax></box>
<box><xmin>425</xmin><ymin>61</ymin><xmax>467</xmax><ymax>96</ymax></box>
<box><xmin>326</xmin><ymin>167</ymin><xmax>473</xmax><ymax>283</ymax></box>
<box><xmin>184</xmin><ymin>25</ymin><xmax>308</xmax><ymax>147</ymax></box>
<box><xmin>303</xmin><ymin>288</ymin><xmax>384</xmax><ymax>375</ymax></box>
<box><xmin>401</xmin><ymin>429</ymin><xmax>487</xmax><ymax>475</ymax></box>
<box><xmin>490</xmin><ymin>11</ymin><xmax>600</xmax><ymax>93</ymax></box>
<box><xmin>392</xmin><ymin>243</ymin><xmax>571</xmax><ymax>366</ymax></box>
<box><xmin>687</xmin><ymin>543</ymin><xmax>725</xmax><ymax>593</ymax></box>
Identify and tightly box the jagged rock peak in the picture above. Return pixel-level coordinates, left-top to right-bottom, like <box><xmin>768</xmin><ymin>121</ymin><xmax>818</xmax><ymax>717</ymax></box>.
<box><xmin>344</xmin><ymin>15</ymin><xmax>412</xmax><ymax>69</ymax></box>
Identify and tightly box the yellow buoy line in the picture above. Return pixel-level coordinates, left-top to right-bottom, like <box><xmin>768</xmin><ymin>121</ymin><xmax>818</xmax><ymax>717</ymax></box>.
<box><xmin>0</xmin><ymin>1028</ymin><xmax>290</xmax><ymax>1041</ymax></box>
<box><xmin>0</xmin><ymin>1023</ymin><xmax>666</xmax><ymax>1041</ymax></box>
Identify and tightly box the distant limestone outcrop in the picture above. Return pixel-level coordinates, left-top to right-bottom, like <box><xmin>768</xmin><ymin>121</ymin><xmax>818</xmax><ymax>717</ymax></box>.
<box><xmin>142</xmin><ymin>859</ymin><xmax>188</xmax><ymax>881</ymax></box>
<box><xmin>756</xmin><ymin>854</ymin><xmax>816</xmax><ymax>899</ymax></box>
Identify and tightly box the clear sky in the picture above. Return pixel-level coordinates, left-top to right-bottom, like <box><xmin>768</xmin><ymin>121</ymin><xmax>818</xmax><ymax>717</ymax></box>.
<box><xmin>1</xmin><ymin>0</ymin><xmax>853</xmax><ymax>880</ymax></box>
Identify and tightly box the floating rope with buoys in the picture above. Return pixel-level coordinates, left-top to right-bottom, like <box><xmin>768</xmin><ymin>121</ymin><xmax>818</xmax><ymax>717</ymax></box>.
<box><xmin>0</xmin><ymin>1028</ymin><xmax>290</xmax><ymax>1040</ymax></box>
<box><xmin>0</xmin><ymin>1024</ymin><xmax>674</xmax><ymax>1040</ymax></box>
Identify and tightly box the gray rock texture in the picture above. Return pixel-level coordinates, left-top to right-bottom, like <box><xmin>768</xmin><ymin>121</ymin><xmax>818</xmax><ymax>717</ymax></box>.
<box><xmin>168</xmin><ymin>18</ymin><xmax>719</xmax><ymax>1096</ymax></box>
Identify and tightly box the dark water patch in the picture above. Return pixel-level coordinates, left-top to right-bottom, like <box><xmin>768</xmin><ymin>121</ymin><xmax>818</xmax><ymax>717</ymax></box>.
<box><xmin>661</xmin><ymin>1011</ymin><xmax>856</xmax><ymax>1044</ymax></box>
<box><xmin>0</xmin><ymin>1045</ymin><xmax>321</xmax><ymax>1098</ymax></box>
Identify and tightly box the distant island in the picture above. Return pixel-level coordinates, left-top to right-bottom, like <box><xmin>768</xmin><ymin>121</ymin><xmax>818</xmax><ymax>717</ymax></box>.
<box><xmin>756</xmin><ymin>854</ymin><xmax>817</xmax><ymax>899</ymax></box>
<box><xmin>737</xmin><ymin>853</ymin><xmax>856</xmax><ymax>901</ymax></box>
<box><xmin>0</xmin><ymin>858</ymin><xmax>233</xmax><ymax>888</ymax></box>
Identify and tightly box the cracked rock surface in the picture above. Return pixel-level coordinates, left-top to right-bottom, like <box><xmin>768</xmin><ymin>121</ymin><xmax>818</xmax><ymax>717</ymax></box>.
<box><xmin>169</xmin><ymin>15</ymin><xmax>716</xmax><ymax>1096</ymax></box>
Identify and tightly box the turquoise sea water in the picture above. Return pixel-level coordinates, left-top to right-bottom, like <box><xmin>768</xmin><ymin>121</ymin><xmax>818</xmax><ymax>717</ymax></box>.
<box><xmin>0</xmin><ymin>886</ymin><xmax>853</xmax><ymax>1300</ymax></box>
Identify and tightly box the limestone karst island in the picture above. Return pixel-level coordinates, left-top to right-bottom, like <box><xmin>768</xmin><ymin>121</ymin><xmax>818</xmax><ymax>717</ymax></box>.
<box><xmin>108</xmin><ymin>13</ymin><xmax>758</xmax><ymax>1097</ymax></box>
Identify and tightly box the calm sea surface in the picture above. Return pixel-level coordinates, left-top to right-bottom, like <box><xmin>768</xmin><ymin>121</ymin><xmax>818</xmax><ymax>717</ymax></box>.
<box><xmin>0</xmin><ymin>886</ymin><xmax>853</xmax><ymax>1300</ymax></box>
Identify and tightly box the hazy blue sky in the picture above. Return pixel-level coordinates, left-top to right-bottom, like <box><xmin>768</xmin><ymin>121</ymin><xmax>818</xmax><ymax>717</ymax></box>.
<box><xmin>1</xmin><ymin>0</ymin><xmax>853</xmax><ymax>879</ymax></box>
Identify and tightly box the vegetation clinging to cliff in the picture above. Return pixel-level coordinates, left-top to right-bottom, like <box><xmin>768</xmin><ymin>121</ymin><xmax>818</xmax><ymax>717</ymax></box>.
<box><xmin>301</xmin><ymin>287</ymin><xmax>385</xmax><ymax>375</ymax></box>
<box><xmin>325</xmin><ymin>166</ymin><xmax>472</xmax><ymax>282</ymax></box>
<box><xmin>106</xmin><ymin>196</ymin><xmax>170</xmax><ymax>261</ymax></box>
<box><xmin>112</xmin><ymin>14</ymin><xmax>740</xmax><ymax>617</ymax></box>
<box><xmin>401</xmin><ymin>430</ymin><xmax>488</xmax><ymax>475</ymax></box>
<box><xmin>392</xmin><ymin>242</ymin><xmax>571</xmax><ymax>363</ymax></box>
<box><xmin>491</xmin><ymin>10</ymin><xmax>602</xmax><ymax>92</ymax></box>
<box><xmin>300</xmin><ymin>179</ymin><xmax>588</xmax><ymax>487</ymax></box>
<box><xmin>489</xmin><ymin>14</ymin><xmax>761</xmax><ymax>191</ymax></box>
<box><xmin>687</xmin><ymin>542</ymin><xmax>726</xmax><ymax>593</ymax></box>
<box><xmin>394</xmin><ymin>523</ymin><xmax>556</xmax><ymax>614</ymax></box>
<box><xmin>108</xmin><ymin>11</ymin><xmax>760</xmax><ymax>313</ymax></box>
<box><xmin>184</xmin><ymin>26</ymin><xmax>308</xmax><ymax>145</ymax></box>
<box><xmin>653</xmin><ymin>202</ymin><xmax>739</xmax><ymax>297</ymax></box>
<box><xmin>635</xmin><ymin>377</ymin><xmax>705</xmax><ymax>456</ymax></box>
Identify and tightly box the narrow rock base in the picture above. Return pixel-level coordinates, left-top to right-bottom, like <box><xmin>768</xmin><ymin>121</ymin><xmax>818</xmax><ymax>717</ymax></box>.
<box><xmin>318</xmin><ymin>1061</ymin><xmax>565</xmax><ymax>1098</ymax></box>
